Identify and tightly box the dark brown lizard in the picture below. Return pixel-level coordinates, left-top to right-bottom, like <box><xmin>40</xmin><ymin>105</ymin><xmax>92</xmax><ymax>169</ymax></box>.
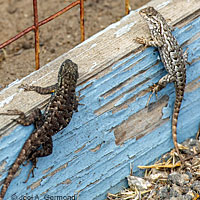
<box><xmin>0</xmin><ymin>59</ymin><xmax>79</xmax><ymax>199</ymax></box>
<box><xmin>135</xmin><ymin>7</ymin><xmax>187</xmax><ymax>162</ymax></box>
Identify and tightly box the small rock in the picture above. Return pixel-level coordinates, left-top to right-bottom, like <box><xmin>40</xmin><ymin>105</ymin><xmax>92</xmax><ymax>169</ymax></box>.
<box><xmin>184</xmin><ymin>190</ymin><xmax>194</xmax><ymax>200</ymax></box>
<box><xmin>182</xmin><ymin>139</ymin><xmax>200</xmax><ymax>153</ymax></box>
<box><xmin>169</xmin><ymin>186</ymin><xmax>181</xmax><ymax>198</ymax></box>
<box><xmin>127</xmin><ymin>175</ymin><xmax>152</xmax><ymax>190</ymax></box>
<box><xmin>168</xmin><ymin>172</ymin><xmax>189</xmax><ymax>186</ymax></box>
<box><xmin>184</xmin><ymin>195</ymin><xmax>193</xmax><ymax>200</ymax></box>
<box><xmin>157</xmin><ymin>186</ymin><xmax>170</xmax><ymax>199</ymax></box>
<box><xmin>191</xmin><ymin>180</ymin><xmax>200</xmax><ymax>193</ymax></box>
<box><xmin>50</xmin><ymin>48</ymin><xmax>56</xmax><ymax>53</ymax></box>
<box><xmin>185</xmin><ymin>171</ymin><xmax>193</xmax><ymax>179</ymax></box>
<box><xmin>170</xmin><ymin>197</ymin><xmax>181</xmax><ymax>200</ymax></box>
<box><xmin>182</xmin><ymin>185</ymin><xmax>189</xmax><ymax>194</ymax></box>
<box><xmin>171</xmin><ymin>184</ymin><xmax>182</xmax><ymax>195</ymax></box>
<box><xmin>170</xmin><ymin>195</ymin><xmax>192</xmax><ymax>200</ymax></box>
<box><xmin>149</xmin><ymin>168</ymin><xmax>168</xmax><ymax>181</ymax></box>
<box><xmin>7</xmin><ymin>0</ymin><xmax>17</xmax><ymax>14</ymax></box>
<box><xmin>22</xmin><ymin>41</ymin><xmax>32</xmax><ymax>49</ymax></box>
<box><xmin>7</xmin><ymin>5</ymin><xmax>17</xmax><ymax>14</ymax></box>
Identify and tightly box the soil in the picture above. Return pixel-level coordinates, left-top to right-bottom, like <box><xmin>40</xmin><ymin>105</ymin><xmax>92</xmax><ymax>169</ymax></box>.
<box><xmin>0</xmin><ymin>0</ymin><xmax>150</xmax><ymax>90</ymax></box>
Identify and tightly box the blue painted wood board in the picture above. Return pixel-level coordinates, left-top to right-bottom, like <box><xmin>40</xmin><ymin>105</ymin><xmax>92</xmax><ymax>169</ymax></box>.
<box><xmin>0</xmin><ymin>15</ymin><xmax>200</xmax><ymax>200</ymax></box>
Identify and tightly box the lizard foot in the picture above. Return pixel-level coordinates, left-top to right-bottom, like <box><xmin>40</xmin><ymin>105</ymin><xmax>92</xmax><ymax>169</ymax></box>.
<box><xmin>24</xmin><ymin>158</ymin><xmax>38</xmax><ymax>183</ymax></box>
<box><xmin>18</xmin><ymin>84</ymin><xmax>36</xmax><ymax>92</ymax></box>
<box><xmin>176</xmin><ymin>143</ymin><xmax>188</xmax><ymax>164</ymax></box>
<box><xmin>134</xmin><ymin>37</ymin><xmax>148</xmax><ymax>51</ymax></box>
<box><xmin>22</xmin><ymin>160</ymin><xmax>30</xmax><ymax>167</ymax></box>
<box><xmin>19</xmin><ymin>84</ymin><xmax>33</xmax><ymax>91</ymax></box>
<box><xmin>146</xmin><ymin>83</ymin><xmax>159</xmax><ymax>107</ymax></box>
<box><xmin>134</xmin><ymin>36</ymin><xmax>146</xmax><ymax>45</ymax></box>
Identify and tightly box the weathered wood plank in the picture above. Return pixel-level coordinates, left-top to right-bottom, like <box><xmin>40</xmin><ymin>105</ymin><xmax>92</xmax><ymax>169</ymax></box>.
<box><xmin>0</xmin><ymin>0</ymin><xmax>200</xmax><ymax>199</ymax></box>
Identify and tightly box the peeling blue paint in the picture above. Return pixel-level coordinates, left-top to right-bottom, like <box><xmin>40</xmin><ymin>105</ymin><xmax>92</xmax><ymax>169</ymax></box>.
<box><xmin>0</xmin><ymin>16</ymin><xmax>200</xmax><ymax>200</ymax></box>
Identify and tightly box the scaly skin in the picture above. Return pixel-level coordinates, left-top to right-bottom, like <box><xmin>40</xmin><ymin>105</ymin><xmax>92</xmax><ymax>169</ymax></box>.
<box><xmin>135</xmin><ymin>7</ymin><xmax>187</xmax><ymax>162</ymax></box>
<box><xmin>0</xmin><ymin>59</ymin><xmax>79</xmax><ymax>199</ymax></box>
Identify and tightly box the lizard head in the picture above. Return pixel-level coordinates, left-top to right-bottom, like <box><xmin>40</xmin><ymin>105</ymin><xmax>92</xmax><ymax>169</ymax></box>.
<box><xmin>139</xmin><ymin>7</ymin><xmax>164</xmax><ymax>30</ymax></box>
<box><xmin>58</xmin><ymin>59</ymin><xmax>79</xmax><ymax>86</ymax></box>
<box><xmin>139</xmin><ymin>7</ymin><xmax>158</xmax><ymax>18</ymax></box>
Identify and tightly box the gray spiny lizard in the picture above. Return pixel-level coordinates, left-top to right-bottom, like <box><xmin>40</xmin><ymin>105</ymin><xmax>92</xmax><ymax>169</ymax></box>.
<box><xmin>135</xmin><ymin>7</ymin><xmax>187</xmax><ymax>162</ymax></box>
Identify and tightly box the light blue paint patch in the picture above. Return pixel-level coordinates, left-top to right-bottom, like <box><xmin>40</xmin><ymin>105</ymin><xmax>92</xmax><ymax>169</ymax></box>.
<box><xmin>78</xmin><ymin>79</ymin><xmax>94</xmax><ymax>89</ymax></box>
<box><xmin>174</xmin><ymin>17</ymin><xmax>200</xmax><ymax>42</ymax></box>
<box><xmin>162</xmin><ymin>105</ymin><xmax>171</xmax><ymax>119</ymax></box>
<box><xmin>0</xmin><ymin>125</ymin><xmax>34</xmax><ymax>169</ymax></box>
<box><xmin>111</xmin><ymin>46</ymin><xmax>154</xmax><ymax>70</ymax></box>
<box><xmin>0</xmin><ymin>16</ymin><xmax>200</xmax><ymax>200</ymax></box>
<box><xmin>81</xmin><ymin>54</ymin><xmax>161</xmax><ymax>111</ymax></box>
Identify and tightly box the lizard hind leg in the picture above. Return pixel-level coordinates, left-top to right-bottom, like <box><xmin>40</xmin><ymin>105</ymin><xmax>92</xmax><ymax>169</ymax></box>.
<box><xmin>19</xmin><ymin>83</ymin><xmax>58</xmax><ymax>95</ymax></box>
<box><xmin>146</xmin><ymin>74</ymin><xmax>176</xmax><ymax>107</ymax></box>
<box><xmin>183</xmin><ymin>48</ymin><xmax>192</xmax><ymax>65</ymax></box>
<box><xmin>24</xmin><ymin>135</ymin><xmax>53</xmax><ymax>183</ymax></box>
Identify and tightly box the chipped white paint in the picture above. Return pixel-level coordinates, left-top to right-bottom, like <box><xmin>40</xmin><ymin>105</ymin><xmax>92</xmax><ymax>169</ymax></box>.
<box><xmin>90</xmin><ymin>43</ymin><xmax>97</xmax><ymax>49</ymax></box>
<box><xmin>90</xmin><ymin>62</ymin><xmax>97</xmax><ymax>71</ymax></box>
<box><xmin>71</xmin><ymin>11</ymin><xmax>137</xmax><ymax>50</ymax></box>
<box><xmin>114</xmin><ymin>22</ymin><xmax>136</xmax><ymax>38</ymax></box>
<box><xmin>156</xmin><ymin>0</ymin><xmax>172</xmax><ymax>10</ymax></box>
<box><xmin>72</xmin><ymin>43</ymin><xmax>99</xmax><ymax>59</ymax></box>
<box><xmin>0</xmin><ymin>93</ymin><xmax>16</xmax><ymax>108</ymax></box>
<box><xmin>73</xmin><ymin>23</ymin><xmax>119</xmax><ymax>50</ymax></box>
<box><xmin>0</xmin><ymin>66</ymin><xmax>48</xmax><ymax>95</ymax></box>
<box><xmin>0</xmin><ymin>79</ymin><xmax>20</xmax><ymax>95</ymax></box>
<box><xmin>33</xmin><ymin>70</ymin><xmax>55</xmax><ymax>84</ymax></box>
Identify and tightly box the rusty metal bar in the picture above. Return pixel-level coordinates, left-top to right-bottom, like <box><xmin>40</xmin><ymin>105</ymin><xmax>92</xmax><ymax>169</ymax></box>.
<box><xmin>0</xmin><ymin>27</ymin><xmax>33</xmax><ymax>49</ymax></box>
<box><xmin>33</xmin><ymin>0</ymin><xmax>40</xmax><ymax>70</ymax></box>
<box><xmin>0</xmin><ymin>1</ymin><xmax>80</xmax><ymax>49</ymax></box>
<box><xmin>80</xmin><ymin>0</ymin><xmax>85</xmax><ymax>42</ymax></box>
<box><xmin>125</xmin><ymin>0</ymin><xmax>131</xmax><ymax>15</ymax></box>
<box><xmin>38</xmin><ymin>0</ymin><xmax>80</xmax><ymax>26</ymax></box>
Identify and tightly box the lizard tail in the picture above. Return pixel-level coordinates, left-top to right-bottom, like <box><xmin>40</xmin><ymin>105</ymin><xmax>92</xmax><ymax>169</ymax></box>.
<box><xmin>0</xmin><ymin>153</ymin><xmax>25</xmax><ymax>199</ymax></box>
<box><xmin>172</xmin><ymin>86</ymin><xmax>185</xmax><ymax>162</ymax></box>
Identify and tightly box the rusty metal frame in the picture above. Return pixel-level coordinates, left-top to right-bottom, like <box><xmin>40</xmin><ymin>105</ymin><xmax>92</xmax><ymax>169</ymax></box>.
<box><xmin>0</xmin><ymin>0</ymin><xmax>85</xmax><ymax>70</ymax></box>
<box><xmin>0</xmin><ymin>0</ymin><xmax>130</xmax><ymax>70</ymax></box>
<box><xmin>125</xmin><ymin>0</ymin><xmax>131</xmax><ymax>15</ymax></box>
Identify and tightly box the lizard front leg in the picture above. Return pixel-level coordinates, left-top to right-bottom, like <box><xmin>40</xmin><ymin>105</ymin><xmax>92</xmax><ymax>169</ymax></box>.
<box><xmin>20</xmin><ymin>83</ymin><xmax>58</xmax><ymax>95</ymax></box>
<box><xmin>135</xmin><ymin>36</ymin><xmax>163</xmax><ymax>48</ymax></box>
<box><xmin>146</xmin><ymin>74</ymin><xmax>175</xmax><ymax>106</ymax></box>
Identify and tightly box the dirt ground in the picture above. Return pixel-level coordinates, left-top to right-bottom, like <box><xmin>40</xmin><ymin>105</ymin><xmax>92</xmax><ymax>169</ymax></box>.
<box><xmin>0</xmin><ymin>0</ymin><xmax>150</xmax><ymax>90</ymax></box>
